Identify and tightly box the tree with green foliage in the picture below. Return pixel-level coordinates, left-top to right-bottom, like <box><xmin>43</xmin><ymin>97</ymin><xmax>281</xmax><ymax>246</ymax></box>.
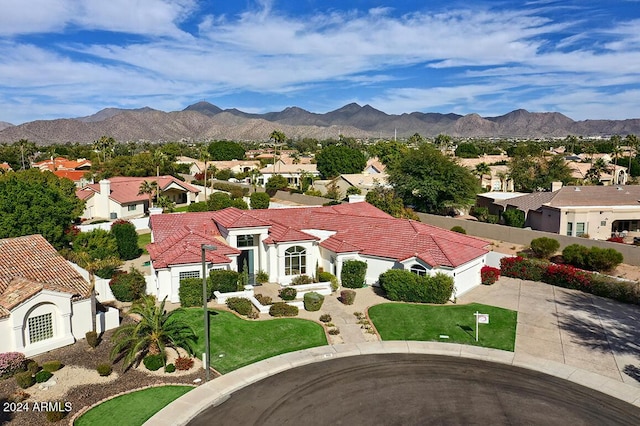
<box><xmin>529</xmin><ymin>237</ymin><xmax>560</xmax><ymax>259</ymax></box>
<box><xmin>508</xmin><ymin>152</ymin><xmax>573</xmax><ymax>192</ymax></box>
<box><xmin>93</xmin><ymin>136</ymin><xmax>116</xmax><ymax>163</ymax></box>
<box><xmin>208</xmin><ymin>140</ymin><xmax>245</xmax><ymax>161</ymax></box>
<box><xmin>111</xmin><ymin>220</ymin><xmax>141</xmax><ymax>260</ymax></box>
<box><xmin>250</xmin><ymin>192</ymin><xmax>270</xmax><ymax>209</ymax></box>
<box><xmin>434</xmin><ymin>134</ymin><xmax>452</xmax><ymax>150</ymax></box>
<box><xmin>110</xmin><ymin>295</ymin><xmax>197</xmax><ymax>370</ymax></box>
<box><xmin>365</xmin><ymin>186</ymin><xmax>418</xmax><ymax>219</ymax></box>
<box><xmin>388</xmin><ymin>144</ymin><xmax>478</xmax><ymax>214</ymax></box>
<box><xmin>73</xmin><ymin>228</ymin><xmax>119</xmax><ymax>260</ymax></box>
<box><xmin>0</xmin><ymin>169</ymin><xmax>85</xmax><ymax>249</ymax></box>
<box><xmin>269</xmin><ymin>130</ymin><xmax>286</xmax><ymax>144</ymax></box>
<box><xmin>473</xmin><ymin>162</ymin><xmax>492</xmax><ymax>188</ymax></box>
<box><xmin>138</xmin><ymin>180</ymin><xmax>158</xmax><ymax>209</ymax></box>
<box><xmin>265</xmin><ymin>174</ymin><xmax>289</xmax><ymax>194</ymax></box>
<box><xmin>502</xmin><ymin>208</ymin><xmax>525</xmax><ymax>228</ymax></box>
<box><xmin>455</xmin><ymin>143</ymin><xmax>481</xmax><ymax>158</ymax></box>
<box><xmin>316</xmin><ymin>145</ymin><xmax>366</xmax><ymax>179</ymax></box>
<box><xmin>367</xmin><ymin>140</ymin><xmax>409</xmax><ymax>166</ymax></box>
<box><xmin>207</xmin><ymin>192</ymin><xmax>247</xmax><ymax>211</ymax></box>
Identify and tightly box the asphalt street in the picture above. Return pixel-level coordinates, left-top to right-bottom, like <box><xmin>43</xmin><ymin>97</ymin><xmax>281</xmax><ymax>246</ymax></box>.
<box><xmin>189</xmin><ymin>354</ymin><xmax>640</xmax><ymax>426</ymax></box>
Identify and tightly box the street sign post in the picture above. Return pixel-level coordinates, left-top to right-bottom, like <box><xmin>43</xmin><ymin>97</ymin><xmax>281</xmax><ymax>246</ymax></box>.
<box><xmin>474</xmin><ymin>311</ymin><xmax>489</xmax><ymax>342</ymax></box>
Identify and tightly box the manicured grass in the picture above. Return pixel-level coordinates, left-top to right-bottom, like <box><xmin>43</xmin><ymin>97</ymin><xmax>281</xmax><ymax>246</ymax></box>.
<box><xmin>137</xmin><ymin>232</ymin><xmax>152</xmax><ymax>254</ymax></box>
<box><xmin>75</xmin><ymin>385</ymin><xmax>193</xmax><ymax>426</ymax></box>
<box><xmin>173</xmin><ymin>205</ymin><xmax>190</xmax><ymax>212</ymax></box>
<box><xmin>173</xmin><ymin>308</ymin><xmax>327</xmax><ymax>374</ymax></box>
<box><xmin>369</xmin><ymin>303</ymin><xmax>517</xmax><ymax>351</ymax></box>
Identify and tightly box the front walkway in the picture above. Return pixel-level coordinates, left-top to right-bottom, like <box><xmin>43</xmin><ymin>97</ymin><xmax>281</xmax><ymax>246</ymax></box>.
<box><xmin>458</xmin><ymin>277</ymin><xmax>640</xmax><ymax>387</ymax></box>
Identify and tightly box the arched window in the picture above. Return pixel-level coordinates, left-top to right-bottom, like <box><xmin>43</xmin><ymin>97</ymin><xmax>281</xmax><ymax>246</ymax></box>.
<box><xmin>285</xmin><ymin>246</ymin><xmax>306</xmax><ymax>275</ymax></box>
<box><xmin>410</xmin><ymin>264</ymin><xmax>427</xmax><ymax>276</ymax></box>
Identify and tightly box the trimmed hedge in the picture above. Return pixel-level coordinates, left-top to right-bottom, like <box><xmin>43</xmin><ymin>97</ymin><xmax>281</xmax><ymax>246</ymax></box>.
<box><xmin>250</xmin><ymin>192</ymin><xmax>271</xmax><ymax>209</ymax></box>
<box><xmin>500</xmin><ymin>256</ymin><xmax>640</xmax><ymax>305</ymax></box>
<box><xmin>42</xmin><ymin>360</ymin><xmax>62</xmax><ymax>373</ymax></box>
<box><xmin>111</xmin><ymin>219</ymin><xmax>141</xmax><ymax>260</ymax></box>
<box><xmin>279</xmin><ymin>287</ymin><xmax>297</xmax><ymax>301</ymax></box>
<box><xmin>481</xmin><ymin>266</ymin><xmax>500</xmax><ymax>285</ymax></box>
<box><xmin>15</xmin><ymin>371</ymin><xmax>35</xmax><ymax>389</ymax></box>
<box><xmin>341</xmin><ymin>260</ymin><xmax>367</xmax><ymax>289</ymax></box>
<box><xmin>269</xmin><ymin>302</ymin><xmax>299</xmax><ymax>317</ymax></box>
<box><xmin>35</xmin><ymin>370</ymin><xmax>53</xmax><ymax>383</ymax></box>
<box><xmin>378</xmin><ymin>270</ymin><xmax>454</xmax><ymax>304</ymax></box>
<box><xmin>529</xmin><ymin>237</ymin><xmax>560</xmax><ymax>259</ymax></box>
<box><xmin>500</xmin><ymin>256</ymin><xmax>548</xmax><ymax>282</ymax></box>
<box><xmin>303</xmin><ymin>292</ymin><xmax>324</xmax><ymax>311</ymax></box>
<box><xmin>179</xmin><ymin>277</ymin><xmax>211</xmax><ymax>307</ymax></box>
<box><xmin>340</xmin><ymin>289</ymin><xmax>356</xmax><ymax>305</ymax></box>
<box><xmin>143</xmin><ymin>354</ymin><xmax>164</xmax><ymax>371</ymax></box>
<box><xmin>208</xmin><ymin>270</ymin><xmax>241</xmax><ymax>293</ymax></box>
<box><xmin>85</xmin><ymin>331</ymin><xmax>99</xmax><ymax>348</ymax></box>
<box><xmin>291</xmin><ymin>275</ymin><xmax>314</xmax><ymax>285</ymax></box>
<box><xmin>317</xmin><ymin>271</ymin><xmax>339</xmax><ymax>292</ymax></box>
<box><xmin>97</xmin><ymin>363</ymin><xmax>112</xmax><ymax>376</ymax></box>
<box><xmin>562</xmin><ymin>244</ymin><xmax>623</xmax><ymax>272</ymax></box>
<box><xmin>226</xmin><ymin>297</ymin><xmax>253</xmax><ymax>316</ymax></box>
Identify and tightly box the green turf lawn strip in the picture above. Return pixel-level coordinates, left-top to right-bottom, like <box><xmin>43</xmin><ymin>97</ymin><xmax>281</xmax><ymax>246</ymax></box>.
<box><xmin>75</xmin><ymin>385</ymin><xmax>193</xmax><ymax>426</ymax></box>
<box><xmin>173</xmin><ymin>308</ymin><xmax>327</xmax><ymax>374</ymax></box>
<box><xmin>369</xmin><ymin>303</ymin><xmax>517</xmax><ymax>352</ymax></box>
<box><xmin>137</xmin><ymin>232</ymin><xmax>152</xmax><ymax>255</ymax></box>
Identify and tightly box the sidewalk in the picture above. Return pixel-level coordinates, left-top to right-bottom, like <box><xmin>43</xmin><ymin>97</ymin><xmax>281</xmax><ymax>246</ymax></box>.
<box><xmin>458</xmin><ymin>277</ymin><xmax>640</xmax><ymax>387</ymax></box>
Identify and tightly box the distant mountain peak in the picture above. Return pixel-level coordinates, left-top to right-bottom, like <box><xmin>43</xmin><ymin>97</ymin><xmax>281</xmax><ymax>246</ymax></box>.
<box><xmin>183</xmin><ymin>101</ymin><xmax>222</xmax><ymax>116</ymax></box>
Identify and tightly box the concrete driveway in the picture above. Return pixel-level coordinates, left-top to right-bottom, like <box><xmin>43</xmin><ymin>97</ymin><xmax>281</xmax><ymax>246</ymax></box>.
<box><xmin>458</xmin><ymin>277</ymin><xmax>640</xmax><ymax>387</ymax></box>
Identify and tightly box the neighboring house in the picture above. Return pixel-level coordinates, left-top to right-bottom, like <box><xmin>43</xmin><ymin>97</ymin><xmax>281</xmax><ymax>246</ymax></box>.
<box><xmin>258</xmin><ymin>163</ymin><xmax>320</xmax><ymax>188</ymax></box>
<box><xmin>147</xmin><ymin>201</ymin><xmax>490</xmax><ymax>303</ymax></box>
<box><xmin>493</xmin><ymin>184</ymin><xmax>640</xmax><ymax>240</ymax></box>
<box><xmin>0</xmin><ymin>235</ymin><xmax>118</xmax><ymax>357</ymax></box>
<box><xmin>313</xmin><ymin>172</ymin><xmax>390</xmax><ymax>197</ymax></box>
<box><xmin>365</xmin><ymin>157</ymin><xmax>386</xmax><ymax>174</ymax></box>
<box><xmin>476</xmin><ymin>192</ymin><xmax>527</xmax><ymax>217</ymax></box>
<box><xmin>53</xmin><ymin>170</ymin><xmax>93</xmax><ymax>187</ymax></box>
<box><xmin>32</xmin><ymin>156</ymin><xmax>92</xmax><ymax>172</ymax></box>
<box><xmin>565</xmin><ymin>160</ymin><xmax>628</xmax><ymax>186</ymax></box>
<box><xmin>0</xmin><ymin>162</ymin><xmax>13</xmax><ymax>172</ymax></box>
<box><xmin>76</xmin><ymin>175</ymin><xmax>200</xmax><ymax>220</ymax></box>
<box><xmin>458</xmin><ymin>156</ymin><xmax>514</xmax><ymax>192</ymax></box>
<box><xmin>176</xmin><ymin>156</ymin><xmax>260</xmax><ymax>176</ymax></box>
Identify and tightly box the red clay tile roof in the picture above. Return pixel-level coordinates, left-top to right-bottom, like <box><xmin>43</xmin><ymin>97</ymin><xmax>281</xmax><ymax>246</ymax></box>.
<box><xmin>79</xmin><ymin>175</ymin><xmax>199</xmax><ymax>205</ymax></box>
<box><xmin>210</xmin><ymin>208</ymin><xmax>272</xmax><ymax>229</ymax></box>
<box><xmin>54</xmin><ymin>170</ymin><xmax>88</xmax><ymax>182</ymax></box>
<box><xmin>150</xmin><ymin>203</ymin><xmax>489</xmax><ymax>270</ymax></box>
<box><xmin>33</xmin><ymin>157</ymin><xmax>92</xmax><ymax>171</ymax></box>
<box><xmin>0</xmin><ymin>235</ymin><xmax>92</xmax><ymax>318</ymax></box>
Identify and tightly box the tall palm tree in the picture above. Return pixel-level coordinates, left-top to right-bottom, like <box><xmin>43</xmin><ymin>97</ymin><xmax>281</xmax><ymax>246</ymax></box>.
<box><xmin>110</xmin><ymin>295</ymin><xmax>197</xmax><ymax>370</ymax></box>
<box><xmin>138</xmin><ymin>180</ymin><xmax>158</xmax><ymax>210</ymax></box>
<box><xmin>611</xmin><ymin>137</ymin><xmax>623</xmax><ymax>184</ymax></box>
<box><xmin>199</xmin><ymin>148</ymin><xmax>211</xmax><ymax>200</ymax></box>
<box><xmin>625</xmin><ymin>134</ymin><xmax>638</xmax><ymax>177</ymax></box>
<box><xmin>474</xmin><ymin>162</ymin><xmax>492</xmax><ymax>189</ymax></box>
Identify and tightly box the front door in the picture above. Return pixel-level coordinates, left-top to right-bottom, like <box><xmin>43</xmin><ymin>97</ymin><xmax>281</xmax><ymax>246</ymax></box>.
<box><xmin>237</xmin><ymin>249</ymin><xmax>255</xmax><ymax>284</ymax></box>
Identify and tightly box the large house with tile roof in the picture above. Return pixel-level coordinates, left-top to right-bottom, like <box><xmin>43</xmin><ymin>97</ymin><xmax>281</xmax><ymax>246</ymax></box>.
<box><xmin>76</xmin><ymin>175</ymin><xmax>200</xmax><ymax>220</ymax></box>
<box><xmin>147</xmin><ymin>201</ymin><xmax>490</xmax><ymax>303</ymax></box>
<box><xmin>0</xmin><ymin>235</ymin><xmax>118</xmax><ymax>356</ymax></box>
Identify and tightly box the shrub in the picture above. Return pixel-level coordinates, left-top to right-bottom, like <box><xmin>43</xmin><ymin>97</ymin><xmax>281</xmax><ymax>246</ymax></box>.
<box><xmin>481</xmin><ymin>266</ymin><xmax>500</xmax><ymax>285</ymax></box>
<box><xmin>328</xmin><ymin>328</ymin><xmax>340</xmax><ymax>335</ymax></box>
<box><xmin>179</xmin><ymin>277</ymin><xmax>210</xmax><ymax>307</ymax></box>
<box><xmin>209</xmin><ymin>270</ymin><xmax>241</xmax><ymax>293</ymax></box>
<box><xmin>341</xmin><ymin>260</ymin><xmax>367</xmax><ymax>289</ymax></box>
<box><xmin>42</xmin><ymin>361</ymin><xmax>62</xmax><ymax>373</ymax></box>
<box><xmin>175</xmin><ymin>356</ymin><xmax>194</xmax><ymax>371</ymax></box>
<box><xmin>27</xmin><ymin>360</ymin><xmax>39</xmax><ymax>375</ymax></box>
<box><xmin>85</xmin><ymin>331</ymin><xmax>99</xmax><ymax>348</ymax></box>
<box><xmin>256</xmin><ymin>270</ymin><xmax>270</xmax><ymax>284</ymax></box>
<box><xmin>8</xmin><ymin>390</ymin><xmax>30</xmax><ymax>403</ymax></box>
<box><xmin>269</xmin><ymin>302</ymin><xmax>299</xmax><ymax>317</ymax></box>
<box><xmin>279</xmin><ymin>287</ymin><xmax>297</xmax><ymax>301</ymax></box>
<box><xmin>529</xmin><ymin>237</ymin><xmax>560</xmax><ymax>259</ymax></box>
<box><xmin>35</xmin><ymin>370</ymin><xmax>53</xmax><ymax>383</ymax></box>
<box><xmin>226</xmin><ymin>297</ymin><xmax>253</xmax><ymax>316</ymax></box>
<box><xmin>378</xmin><ymin>270</ymin><xmax>454</xmax><ymax>303</ymax></box>
<box><xmin>502</xmin><ymin>208</ymin><xmax>525</xmax><ymax>228</ymax></box>
<box><xmin>187</xmin><ymin>201</ymin><xmax>209</xmax><ymax>212</ymax></box>
<box><xmin>303</xmin><ymin>292</ymin><xmax>325</xmax><ymax>311</ymax></box>
<box><xmin>340</xmin><ymin>289</ymin><xmax>356</xmax><ymax>305</ymax></box>
<box><xmin>500</xmin><ymin>256</ymin><xmax>549</xmax><ymax>282</ymax></box>
<box><xmin>46</xmin><ymin>409</ymin><xmax>66</xmax><ymax>423</ymax></box>
<box><xmin>562</xmin><ymin>244</ymin><xmax>623</xmax><ymax>272</ymax></box>
<box><xmin>14</xmin><ymin>371</ymin><xmax>35</xmax><ymax>389</ymax></box>
<box><xmin>319</xmin><ymin>313</ymin><xmax>332</xmax><ymax>323</ymax></box>
<box><xmin>607</xmin><ymin>236</ymin><xmax>625</xmax><ymax>243</ymax></box>
<box><xmin>291</xmin><ymin>275</ymin><xmax>314</xmax><ymax>285</ymax></box>
<box><xmin>542</xmin><ymin>264</ymin><xmax>592</xmax><ymax>291</ymax></box>
<box><xmin>212</xmin><ymin>181</ymin><xmax>249</xmax><ymax>196</ymax></box>
<box><xmin>96</xmin><ymin>363</ymin><xmax>112</xmax><ymax>376</ymax></box>
<box><xmin>109</xmin><ymin>269</ymin><xmax>147</xmax><ymax>302</ymax></box>
<box><xmin>0</xmin><ymin>352</ymin><xmax>27</xmax><ymax>379</ymax></box>
<box><xmin>255</xmin><ymin>294</ymin><xmax>272</xmax><ymax>305</ymax></box>
<box><xmin>317</xmin><ymin>271</ymin><xmax>339</xmax><ymax>291</ymax></box>
<box><xmin>165</xmin><ymin>363</ymin><xmax>176</xmax><ymax>373</ymax></box>
<box><xmin>590</xmin><ymin>275</ymin><xmax>640</xmax><ymax>304</ymax></box>
<box><xmin>111</xmin><ymin>219</ymin><xmax>141</xmax><ymax>260</ymax></box>
<box><xmin>250</xmin><ymin>192</ymin><xmax>271</xmax><ymax>209</ymax></box>
<box><xmin>265</xmin><ymin>175</ymin><xmax>289</xmax><ymax>195</ymax></box>
<box><xmin>143</xmin><ymin>354</ymin><xmax>164</xmax><ymax>371</ymax></box>
<box><xmin>450</xmin><ymin>226</ymin><xmax>467</xmax><ymax>234</ymax></box>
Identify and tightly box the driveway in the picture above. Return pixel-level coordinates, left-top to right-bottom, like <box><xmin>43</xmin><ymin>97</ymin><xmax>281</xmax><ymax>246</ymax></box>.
<box><xmin>458</xmin><ymin>277</ymin><xmax>640</xmax><ymax>386</ymax></box>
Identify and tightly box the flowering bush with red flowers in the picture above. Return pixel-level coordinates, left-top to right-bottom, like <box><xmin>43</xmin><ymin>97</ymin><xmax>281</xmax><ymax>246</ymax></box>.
<box><xmin>499</xmin><ymin>256</ymin><xmax>548</xmax><ymax>282</ymax></box>
<box><xmin>542</xmin><ymin>264</ymin><xmax>592</xmax><ymax>291</ymax></box>
<box><xmin>480</xmin><ymin>266</ymin><xmax>500</xmax><ymax>285</ymax></box>
<box><xmin>606</xmin><ymin>236</ymin><xmax>625</xmax><ymax>244</ymax></box>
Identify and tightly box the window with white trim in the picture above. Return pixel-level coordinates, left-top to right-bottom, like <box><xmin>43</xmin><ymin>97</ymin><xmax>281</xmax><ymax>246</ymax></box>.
<box><xmin>237</xmin><ymin>234</ymin><xmax>255</xmax><ymax>247</ymax></box>
<box><xmin>566</xmin><ymin>222</ymin><xmax>573</xmax><ymax>236</ymax></box>
<box><xmin>28</xmin><ymin>313</ymin><xmax>53</xmax><ymax>344</ymax></box>
<box><xmin>410</xmin><ymin>264</ymin><xmax>427</xmax><ymax>276</ymax></box>
<box><xmin>127</xmin><ymin>205</ymin><xmax>137</xmax><ymax>211</ymax></box>
<box><xmin>576</xmin><ymin>222</ymin><xmax>587</xmax><ymax>237</ymax></box>
<box><xmin>179</xmin><ymin>270</ymin><xmax>200</xmax><ymax>281</ymax></box>
<box><xmin>285</xmin><ymin>246</ymin><xmax>306</xmax><ymax>275</ymax></box>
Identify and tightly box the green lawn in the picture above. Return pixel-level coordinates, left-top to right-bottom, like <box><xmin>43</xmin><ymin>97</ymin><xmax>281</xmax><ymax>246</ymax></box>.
<box><xmin>173</xmin><ymin>308</ymin><xmax>327</xmax><ymax>374</ymax></box>
<box><xmin>369</xmin><ymin>303</ymin><xmax>517</xmax><ymax>352</ymax></box>
<box><xmin>75</xmin><ymin>385</ymin><xmax>193</xmax><ymax>426</ymax></box>
<box><xmin>173</xmin><ymin>205</ymin><xmax>190</xmax><ymax>212</ymax></box>
<box><xmin>137</xmin><ymin>232</ymin><xmax>152</xmax><ymax>254</ymax></box>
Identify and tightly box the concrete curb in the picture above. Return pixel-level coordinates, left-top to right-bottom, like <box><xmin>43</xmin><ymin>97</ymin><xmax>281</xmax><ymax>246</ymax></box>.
<box><xmin>145</xmin><ymin>342</ymin><xmax>640</xmax><ymax>425</ymax></box>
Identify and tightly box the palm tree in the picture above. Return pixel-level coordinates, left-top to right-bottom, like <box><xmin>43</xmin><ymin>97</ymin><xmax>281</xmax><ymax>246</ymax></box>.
<box><xmin>496</xmin><ymin>171</ymin><xmax>508</xmax><ymax>191</ymax></box>
<box><xmin>586</xmin><ymin>158</ymin><xmax>609</xmax><ymax>184</ymax></box>
<box><xmin>625</xmin><ymin>134</ymin><xmax>638</xmax><ymax>177</ymax></box>
<box><xmin>199</xmin><ymin>148</ymin><xmax>211</xmax><ymax>200</ymax></box>
<box><xmin>110</xmin><ymin>295</ymin><xmax>197</xmax><ymax>370</ymax></box>
<box><xmin>138</xmin><ymin>180</ymin><xmax>158</xmax><ymax>210</ymax></box>
<box><xmin>474</xmin><ymin>162</ymin><xmax>492</xmax><ymax>190</ymax></box>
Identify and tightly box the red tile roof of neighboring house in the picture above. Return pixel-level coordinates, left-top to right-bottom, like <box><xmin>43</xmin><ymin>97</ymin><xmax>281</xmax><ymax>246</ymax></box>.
<box><xmin>150</xmin><ymin>202</ymin><xmax>489</xmax><ymax>270</ymax></box>
<box><xmin>0</xmin><ymin>162</ymin><xmax>12</xmax><ymax>171</ymax></box>
<box><xmin>0</xmin><ymin>235</ymin><xmax>92</xmax><ymax>318</ymax></box>
<box><xmin>33</xmin><ymin>157</ymin><xmax>92</xmax><ymax>171</ymax></box>
<box><xmin>54</xmin><ymin>170</ymin><xmax>87</xmax><ymax>182</ymax></box>
<box><xmin>78</xmin><ymin>175</ymin><xmax>200</xmax><ymax>205</ymax></box>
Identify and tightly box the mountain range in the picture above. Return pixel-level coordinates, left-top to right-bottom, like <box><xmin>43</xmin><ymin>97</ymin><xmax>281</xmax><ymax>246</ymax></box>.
<box><xmin>1</xmin><ymin>102</ymin><xmax>639</xmax><ymax>144</ymax></box>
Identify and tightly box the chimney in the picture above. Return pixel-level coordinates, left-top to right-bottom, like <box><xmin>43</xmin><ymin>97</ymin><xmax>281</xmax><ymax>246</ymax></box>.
<box><xmin>551</xmin><ymin>181</ymin><xmax>563</xmax><ymax>192</ymax></box>
<box><xmin>348</xmin><ymin>195</ymin><xmax>366</xmax><ymax>203</ymax></box>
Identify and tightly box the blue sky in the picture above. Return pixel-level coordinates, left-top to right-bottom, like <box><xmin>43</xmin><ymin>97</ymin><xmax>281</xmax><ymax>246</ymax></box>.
<box><xmin>1</xmin><ymin>0</ymin><xmax>639</xmax><ymax>124</ymax></box>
